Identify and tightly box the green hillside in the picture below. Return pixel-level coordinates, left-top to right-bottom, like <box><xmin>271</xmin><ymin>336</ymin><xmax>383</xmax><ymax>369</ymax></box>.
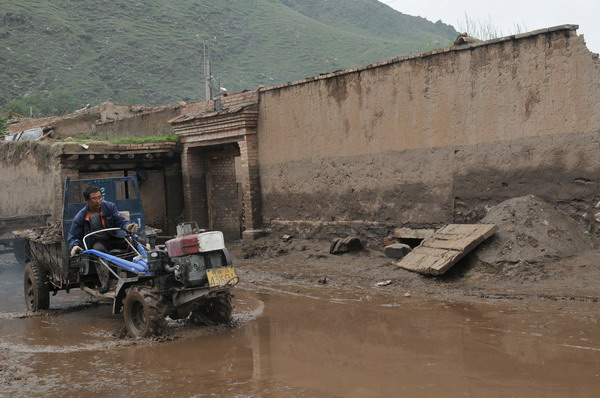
<box><xmin>0</xmin><ymin>0</ymin><xmax>456</xmax><ymax>112</ymax></box>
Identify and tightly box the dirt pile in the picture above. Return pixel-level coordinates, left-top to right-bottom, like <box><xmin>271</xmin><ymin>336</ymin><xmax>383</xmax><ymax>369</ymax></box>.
<box><xmin>13</xmin><ymin>221</ymin><xmax>62</xmax><ymax>244</ymax></box>
<box><xmin>474</xmin><ymin>195</ymin><xmax>596</xmax><ymax>264</ymax></box>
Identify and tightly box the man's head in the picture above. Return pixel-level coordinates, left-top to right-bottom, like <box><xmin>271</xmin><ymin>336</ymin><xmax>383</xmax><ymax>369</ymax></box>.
<box><xmin>83</xmin><ymin>186</ymin><xmax>103</xmax><ymax>211</ymax></box>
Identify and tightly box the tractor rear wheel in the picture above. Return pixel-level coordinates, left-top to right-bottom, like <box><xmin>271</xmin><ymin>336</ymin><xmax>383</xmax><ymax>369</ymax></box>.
<box><xmin>123</xmin><ymin>286</ymin><xmax>166</xmax><ymax>338</ymax></box>
<box><xmin>23</xmin><ymin>261</ymin><xmax>50</xmax><ymax>311</ymax></box>
<box><xmin>190</xmin><ymin>293</ymin><xmax>233</xmax><ymax>325</ymax></box>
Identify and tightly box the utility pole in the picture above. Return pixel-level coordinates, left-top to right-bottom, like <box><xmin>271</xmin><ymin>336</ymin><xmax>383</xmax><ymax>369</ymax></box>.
<box><xmin>203</xmin><ymin>41</ymin><xmax>212</xmax><ymax>101</ymax></box>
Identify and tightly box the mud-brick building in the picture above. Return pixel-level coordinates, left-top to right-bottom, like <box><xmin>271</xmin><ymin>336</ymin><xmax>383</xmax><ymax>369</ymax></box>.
<box><xmin>168</xmin><ymin>90</ymin><xmax>262</xmax><ymax>241</ymax></box>
<box><xmin>0</xmin><ymin>102</ymin><xmax>185</xmax><ymax>235</ymax></box>
<box><xmin>59</xmin><ymin>142</ymin><xmax>183</xmax><ymax>233</ymax></box>
<box><xmin>0</xmin><ymin>140</ymin><xmax>183</xmax><ymax>234</ymax></box>
<box><xmin>3</xmin><ymin>25</ymin><xmax>600</xmax><ymax>242</ymax></box>
<box><xmin>170</xmin><ymin>25</ymin><xmax>600</xmax><ymax>241</ymax></box>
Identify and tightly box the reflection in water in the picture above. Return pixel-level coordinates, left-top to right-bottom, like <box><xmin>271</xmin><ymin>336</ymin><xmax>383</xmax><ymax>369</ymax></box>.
<box><xmin>245</xmin><ymin>293</ymin><xmax>599</xmax><ymax>397</ymax></box>
<box><xmin>0</xmin><ymin>257</ymin><xmax>26</xmax><ymax>314</ymax></box>
<box><xmin>0</xmin><ymin>259</ymin><xmax>599</xmax><ymax>397</ymax></box>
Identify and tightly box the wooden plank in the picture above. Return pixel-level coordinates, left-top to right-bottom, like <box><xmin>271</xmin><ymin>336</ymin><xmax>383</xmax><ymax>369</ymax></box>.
<box><xmin>429</xmin><ymin>224</ymin><xmax>497</xmax><ymax>243</ymax></box>
<box><xmin>395</xmin><ymin>224</ymin><xmax>497</xmax><ymax>276</ymax></box>
<box><xmin>424</xmin><ymin>224</ymin><xmax>497</xmax><ymax>251</ymax></box>
<box><xmin>396</xmin><ymin>247</ymin><xmax>462</xmax><ymax>274</ymax></box>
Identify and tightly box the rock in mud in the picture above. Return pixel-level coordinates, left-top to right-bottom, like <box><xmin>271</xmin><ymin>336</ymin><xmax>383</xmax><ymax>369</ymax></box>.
<box><xmin>383</xmin><ymin>243</ymin><xmax>411</xmax><ymax>259</ymax></box>
<box><xmin>329</xmin><ymin>236</ymin><xmax>362</xmax><ymax>254</ymax></box>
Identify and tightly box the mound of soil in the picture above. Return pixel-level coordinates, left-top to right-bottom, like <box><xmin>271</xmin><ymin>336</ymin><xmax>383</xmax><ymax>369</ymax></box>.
<box><xmin>475</xmin><ymin>195</ymin><xmax>595</xmax><ymax>264</ymax></box>
<box><xmin>13</xmin><ymin>221</ymin><xmax>62</xmax><ymax>244</ymax></box>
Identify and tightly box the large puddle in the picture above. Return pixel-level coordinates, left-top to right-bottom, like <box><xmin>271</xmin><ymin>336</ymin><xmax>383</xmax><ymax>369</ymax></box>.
<box><xmin>1</xmin><ymin>254</ymin><xmax>599</xmax><ymax>397</ymax></box>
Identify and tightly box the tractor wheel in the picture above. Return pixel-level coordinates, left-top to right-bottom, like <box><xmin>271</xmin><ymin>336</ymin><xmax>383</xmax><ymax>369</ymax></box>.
<box><xmin>190</xmin><ymin>293</ymin><xmax>233</xmax><ymax>326</ymax></box>
<box><xmin>122</xmin><ymin>286</ymin><xmax>166</xmax><ymax>338</ymax></box>
<box><xmin>23</xmin><ymin>261</ymin><xmax>50</xmax><ymax>311</ymax></box>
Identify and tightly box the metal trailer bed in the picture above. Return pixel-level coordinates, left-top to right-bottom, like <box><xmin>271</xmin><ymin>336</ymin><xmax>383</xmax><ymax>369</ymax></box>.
<box><xmin>13</xmin><ymin>231</ymin><xmax>80</xmax><ymax>292</ymax></box>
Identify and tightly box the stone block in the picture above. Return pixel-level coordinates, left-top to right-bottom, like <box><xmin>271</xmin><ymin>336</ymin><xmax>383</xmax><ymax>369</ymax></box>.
<box><xmin>384</xmin><ymin>243</ymin><xmax>412</xmax><ymax>259</ymax></box>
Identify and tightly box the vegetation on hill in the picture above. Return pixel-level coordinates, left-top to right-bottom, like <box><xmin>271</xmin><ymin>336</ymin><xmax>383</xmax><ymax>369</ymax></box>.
<box><xmin>1</xmin><ymin>90</ymin><xmax>80</xmax><ymax>118</ymax></box>
<box><xmin>0</xmin><ymin>0</ymin><xmax>456</xmax><ymax>115</ymax></box>
<box><xmin>0</xmin><ymin>115</ymin><xmax>10</xmax><ymax>136</ymax></box>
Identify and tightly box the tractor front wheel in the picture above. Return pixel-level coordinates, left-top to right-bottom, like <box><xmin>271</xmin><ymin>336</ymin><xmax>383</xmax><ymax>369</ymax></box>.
<box><xmin>123</xmin><ymin>286</ymin><xmax>166</xmax><ymax>338</ymax></box>
<box><xmin>190</xmin><ymin>293</ymin><xmax>233</xmax><ymax>326</ymax></box>
<box><xmin>23</xmin><ymin>261</ymin><xmax>49</xmax><ymax>311</ymax></box>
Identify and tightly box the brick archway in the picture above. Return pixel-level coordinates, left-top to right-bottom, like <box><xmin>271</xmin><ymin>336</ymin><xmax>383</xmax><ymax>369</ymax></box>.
<box><xmin>171</xmin><ymin>104</ymin><xmax>263</xmax><ymax>241</ymax></box>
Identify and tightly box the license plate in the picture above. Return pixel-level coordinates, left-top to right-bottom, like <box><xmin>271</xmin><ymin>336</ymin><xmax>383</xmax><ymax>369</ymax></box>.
<box><xmin>206</xmin><ymin>267</ymin><xmax>237</xmax><ymax>288</ymax></box>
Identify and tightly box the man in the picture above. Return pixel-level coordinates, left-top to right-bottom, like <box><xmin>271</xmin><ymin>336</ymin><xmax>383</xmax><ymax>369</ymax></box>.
<box><xmin>68</xmin><ymin>185</ymin><xmax>139</xmax><ymax>293</ymax></box>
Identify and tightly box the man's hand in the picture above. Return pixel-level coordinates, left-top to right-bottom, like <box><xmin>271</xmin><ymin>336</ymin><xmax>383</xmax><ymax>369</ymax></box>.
<box><xmin>126</xmin><ymin>223</ymin><xmax>139</xmax><ymax>233</ymax></box>
<box><xmin>70</xmin><ymin>246</ymin><xmax>83</xmax><ymax>256</ymax></box>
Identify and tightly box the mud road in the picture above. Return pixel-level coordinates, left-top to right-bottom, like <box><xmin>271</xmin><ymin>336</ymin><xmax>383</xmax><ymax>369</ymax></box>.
<box><xmin>1</xmin><ymin>247</ymin><xmax>599</xmax><ymax>397</ymax></box>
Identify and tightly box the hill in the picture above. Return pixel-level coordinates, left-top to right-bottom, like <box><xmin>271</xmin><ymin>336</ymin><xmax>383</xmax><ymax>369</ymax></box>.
<box><xmin>0</xmin><ymin>0</ymin><xmax>456</xmax><ymax>112</ymax></box>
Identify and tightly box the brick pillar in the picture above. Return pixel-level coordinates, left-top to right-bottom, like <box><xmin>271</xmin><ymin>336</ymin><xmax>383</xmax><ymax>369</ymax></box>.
<box><xmin>164</xmin><ymin>161</ymin><xmax>184</xmax><ymax>235</ymax></box>
<box><xmin>181</xmin><ymin>147</ymin><xmax>209</xmax><ymax>228</ymax></box>
<box><xmin>239</xmin><ymin>134</ymin><xmax>263</xmax><ymax>240</ymax></box>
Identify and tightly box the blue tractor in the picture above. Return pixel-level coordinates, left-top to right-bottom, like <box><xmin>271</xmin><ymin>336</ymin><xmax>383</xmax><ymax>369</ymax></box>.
<box><xmin>18</xmin><ymin>176</ymin><xmax>239</xmax><ymax>337</ymax></box>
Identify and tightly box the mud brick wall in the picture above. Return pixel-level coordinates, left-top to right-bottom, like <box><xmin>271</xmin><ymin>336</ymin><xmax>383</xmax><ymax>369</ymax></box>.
<box><xmin>10</xmin><ymin>103</ymin><xmax>180</xmax><ymax>139</ymax></box>
<box><xmin>180</xmin><ymin>90</ymin><xmax>260</xmax><ymax>116</ymax></box>
<box><xmin>0</xmin><ymin>142</ymin><xmax>64</xmax><ymax>222</ymax></box>
<box><xmin>257</xmin><ymin>26</ymin><xmax>600</xmax><ymax>237</ymax></box>
<box><xmin>94</xmin><ymin>107</ymin><xmax>180</xmax><ymax>138</ymax></box>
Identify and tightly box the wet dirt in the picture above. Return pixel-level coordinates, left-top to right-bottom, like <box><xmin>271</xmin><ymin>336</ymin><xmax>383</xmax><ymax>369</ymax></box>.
<box><xmin>1</xmin><ymin>246</ymin><xmax>600</xmax><ymax>397</ymax></box>
<box><xmin>476</xmin><ymin>195</ymin><xmax>595</xmax><ymax>264</ymax></box>
<box><xmin>12</xmin><ymin>221</ymin><xmax>62</xmax><ymax>245</ymax></box>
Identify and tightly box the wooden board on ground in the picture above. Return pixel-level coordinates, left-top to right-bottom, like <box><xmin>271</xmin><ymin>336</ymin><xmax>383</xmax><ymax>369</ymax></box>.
<box><xmin>396</xmin><ymin>224</ymin><xmax>497</xmax><ymax>275</ymax></box>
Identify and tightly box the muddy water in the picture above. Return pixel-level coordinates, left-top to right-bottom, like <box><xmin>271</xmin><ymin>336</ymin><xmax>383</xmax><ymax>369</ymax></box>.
<box><xmin>1</xmin><ymin>256</ymin><xmax>599</xmax><ymax>397</ymax></box>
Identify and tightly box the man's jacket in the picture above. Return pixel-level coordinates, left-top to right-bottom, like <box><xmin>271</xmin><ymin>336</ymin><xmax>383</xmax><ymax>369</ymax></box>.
<box><xmin>68</xmin><ymin>201</ymin><xmax>131</xmax><ymax>249</ymax></box>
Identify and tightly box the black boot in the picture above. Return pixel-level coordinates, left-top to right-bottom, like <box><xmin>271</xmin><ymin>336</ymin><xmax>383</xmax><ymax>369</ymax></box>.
<box><xmin>99</xmin><ymin>277</ymin><xmax>109</xmax><ymax>294</ymax></box>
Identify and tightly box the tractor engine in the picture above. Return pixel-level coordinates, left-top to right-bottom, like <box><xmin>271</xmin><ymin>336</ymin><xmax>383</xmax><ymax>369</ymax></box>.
<box><xmin>164</xmin><ymin>231</ymin><xmax>231</xmax><ymax>286</ymax></box>
<box><xmin>144</xmin><ymin>249</ymin><xmax>171</xmax><ymax>273</ymax></box>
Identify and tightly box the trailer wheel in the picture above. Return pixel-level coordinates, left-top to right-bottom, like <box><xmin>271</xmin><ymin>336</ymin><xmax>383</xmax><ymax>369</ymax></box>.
<box><xmin>123</xmin><ymin>286</ymin><xmax>166</xmax><ymax>338</ymax></box>
<box><xmin>23</xmin><ymin>261</ymin><xmax>50</xmax><ymax>311</ymax></box>
<box><xmin>190</xmin><ymin>293</ymin><xmax>233</xmax><ymax>325</ymax></box>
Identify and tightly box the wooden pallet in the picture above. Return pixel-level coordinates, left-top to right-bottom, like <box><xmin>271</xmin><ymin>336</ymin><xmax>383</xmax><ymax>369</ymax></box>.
<box><xmin>395</xmin><ymin>224</ymin><xmax>498</xmax><ymax>275</ymax></box>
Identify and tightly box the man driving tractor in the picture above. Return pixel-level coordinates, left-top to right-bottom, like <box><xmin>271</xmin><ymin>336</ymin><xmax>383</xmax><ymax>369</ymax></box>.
<box><xmin>68</xmin><ymin>185</ymin><xmax>139</xmax><ymax>293</ymax></box>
